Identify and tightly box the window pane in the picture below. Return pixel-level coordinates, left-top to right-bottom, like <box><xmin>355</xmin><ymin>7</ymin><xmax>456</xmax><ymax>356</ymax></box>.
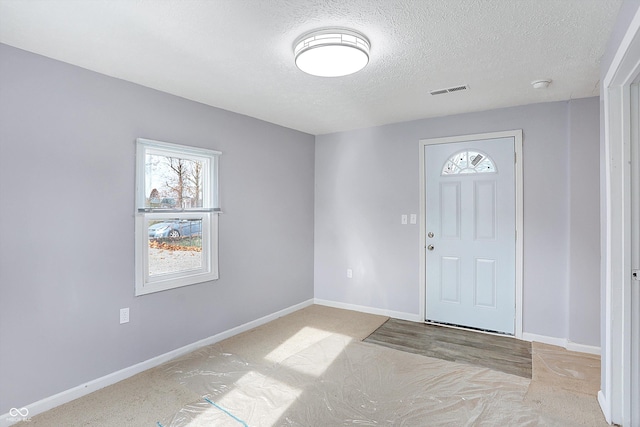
<box><xmin>148</xmin><ymin>218</ymin><xmax>203</xmax><ymax>276</ymax></box>
<box><xmin>145</xmin><ymin>153</ymin><xmax>205</xmax><ymax>209</ymax></box>
<box><xmin>442</xmin><ymin>150</ymin><xmax>496</xmax><ymax>175</ymax></box>
<box><xmin>136</xmin><ymin>138</ymin><xmax>220</xmax><ymax>296</ymax></box>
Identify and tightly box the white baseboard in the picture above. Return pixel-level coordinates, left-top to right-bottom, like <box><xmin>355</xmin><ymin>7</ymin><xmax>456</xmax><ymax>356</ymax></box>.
<box><xmin>314</xmin><ymin>298</ymin><xmax>422</xmax><ymax>322</ymax></box>
<box><xmin>0</xmin><ymin>298</ymin><xmax>314</xmax><ymax>427</ymax></box>
<box><xmin>566</xmin><ymin>341</ymin><xmax>601</xmax><ymax>356</ymax></box>
<box><xmin>522</xmin><ymin>332</ymin><xmax>567</xmax><ymax>348</ymax></box>
<box><xmin>522</xmin><ymin>332</ymin><xmax>601</xmax><ymax>355</ymax></box>
<box><xmin>597</xmin><ymin>390</ymin><xmax>611</xmax><ymax>424</ymax></box>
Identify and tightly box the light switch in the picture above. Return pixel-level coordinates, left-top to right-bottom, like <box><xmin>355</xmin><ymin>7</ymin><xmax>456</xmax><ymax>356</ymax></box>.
<box><xmin>410</xmin><ymin>214</ymin><xmax>417</xmax><ymax>224</ymax></box>
<box><xmin>401</xmin><ymin>215</ymin><xmax>408</xmax><ymax>225</ymax></box>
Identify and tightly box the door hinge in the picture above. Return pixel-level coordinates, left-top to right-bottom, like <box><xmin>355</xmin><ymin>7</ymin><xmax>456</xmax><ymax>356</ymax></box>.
<box><xmin>514</xmin><ymin>152</ymin><xmax>517</xmax><ymax>163</ymax></box>
<box><xmin>633</xmin><ymin>269</ymin><xmax>640</xmax><ymax>281</ymax></box>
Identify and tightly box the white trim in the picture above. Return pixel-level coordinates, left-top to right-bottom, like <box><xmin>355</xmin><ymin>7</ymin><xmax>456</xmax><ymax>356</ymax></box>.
<box><xmin>135</xmin><ymin>138</ymin><xmax>221</xmax><ymax>211</ymax></box>
<box><xmin>566</xmin><ymin>341</ymin><xmax>602</xmax><ymax>356</ymax></box>
<box><xmin>602</xmin><ymin>86</ymin><xmax>618</xmax><ymax>425</ymax></box>
<box><xmin>419</xmin><ymin>137</ymin><xmax>427</xmax><ymax>321</ymax></box>
<box><xmin>631</xmin><ymin>81</ymin><xmax>640</xmax><ymax>427</ymax></box>
<box><xmin>522</xmin><ymin>332</ymin><xmax>601</xmax><ymax>355</ymax></box>
<box><xmin>418</xmin><ymin>130</ymin><xmax>523</xmax><ymax>338</ymax></box>
<box><xmin>521</xmin><ymin>332</ymin><xmax>567</xmax><ymax>349</ymax></box>
<box><xmin>314</xmin><ymin>298</ymin><xmax>422</xmax><ymax>322</ymax></box>
<box><xmin>603</xmin><ymin>10</ymin><xmax>640</xmax><ymax>89</ymax></box>
<box><xmin>0</xmin><ymin>299</ymin><xmax>314</xmax><ymax>427</ymax></box>
<box><xmin>601</xmin><ymin>6</ymin><xmax>640</xmax><ymax>425</ymax></box>
<box><xmin>598</xmin><ymin>391</ymin><xmax>611</xmax><ymax>424</ymax></box>
<box><xmin>134</xmin><ymin>138</ymin><xmax>221</xmax><ymax>296</ymax></box>
<box><xmin>514</xmin><ymin>134</ymin><xmax>524</xmax><ymax>338</ymax></box>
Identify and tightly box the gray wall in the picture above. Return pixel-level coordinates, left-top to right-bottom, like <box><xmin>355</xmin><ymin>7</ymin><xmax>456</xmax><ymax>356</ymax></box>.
<box><xmin>315</xmin><ymin>98</ymin><xmax>601</xmax><ymax>345</ymax></box>
<box><xmin>0</xmin><ymin>44</ymin><xmax>315</xmax><ymax>413</ymax></box>
<box><xmin>568</xmin><ymin>98</ymin><xmax>601</xmax><ymax>346</ymax></box>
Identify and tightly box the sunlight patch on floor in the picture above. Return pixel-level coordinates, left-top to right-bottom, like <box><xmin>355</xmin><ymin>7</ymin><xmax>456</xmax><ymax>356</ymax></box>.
<box><xmin>215</xmin><ymin>370</ymin><xmax>301</xmax><ymax>426</ymax></box>
<box><xmin>278</xmin><ymin>333</ymin><xmax>353</xmax><ymax>378</ymax></box>
<box><xmin>263</xmin><ymin>326</ymin><xmax>348</xmax><ymax>365</ymax></box>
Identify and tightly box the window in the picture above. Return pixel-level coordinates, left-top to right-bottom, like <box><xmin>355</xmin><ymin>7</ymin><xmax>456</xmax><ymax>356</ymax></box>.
<box><xmin>135</xmin><ymin>138</ymin><xmax>221</xmax><ymax>296</ymax></box>
<box><xmin>442</xmin><ymin>150</ymin><xmax>496</xmax><ymax>175</ymax></box>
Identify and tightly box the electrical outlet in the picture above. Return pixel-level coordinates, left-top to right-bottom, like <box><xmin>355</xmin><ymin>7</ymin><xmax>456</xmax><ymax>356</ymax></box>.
<box><xmin>410</xmin><ymin>214</ymin><xmax>417</xmax><ymax>224</ymax></box>
<box><xmin>346</xmin><ymin>269</ymin><xmax>353</xmax><ymax>279</ymax></box>
<box><xmin>120</xmin><ymin>308</ymin><xmax>129</xmax><ymax>324</ymax></box>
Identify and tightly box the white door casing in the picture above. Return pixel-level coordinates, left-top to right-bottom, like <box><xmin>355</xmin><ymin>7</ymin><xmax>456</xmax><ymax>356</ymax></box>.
<box><xmin>600</xmin><ymin>6</ymin><xmax>640</xmax><ymax>425</ymax></box>
<box><xmin>631</xmin><ymin>82</ymin><xmax>640</xmax><ymax>427</ymax></box>
<box><xmin>419</xmin><ymin>130</ymin><xmax>523</xmax><ymax>337</ymax></box>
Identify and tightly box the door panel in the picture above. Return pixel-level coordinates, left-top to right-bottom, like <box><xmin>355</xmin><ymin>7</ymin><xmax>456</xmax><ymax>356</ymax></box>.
<box><xmin>475</xmin><ymin>258</ymin><xmax>497</xmax><ymax>308</ymax></box>
<box><xmin>440</xmin><ymin>256</ymin><xmax>461</xmax><ymax>303</ymax></box>
<box><xmin>440</xmin><ymin>182</ymin><xmax>461</xmax><ymax>239</ymax></box>
<box><xmin>474</xmin><ymin>181</ymin><xmax>496</xmax><ymax>240</ymax></box>
<box><xmin>425</xmin><ymin>137</ymin><xmax>515</xmax><ymax>334</ymax></box>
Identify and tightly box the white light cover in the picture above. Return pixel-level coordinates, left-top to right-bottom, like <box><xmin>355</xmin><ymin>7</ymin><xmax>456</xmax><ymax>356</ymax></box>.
<box><xmin>294</xmin><ymin>29</ymin><xmax>370</xmax><ymax>77</ymax></box>
<box><xmin>531</xmin><ymin>79</ymin><xmax>552</xmax><ymax>89</ymax></box>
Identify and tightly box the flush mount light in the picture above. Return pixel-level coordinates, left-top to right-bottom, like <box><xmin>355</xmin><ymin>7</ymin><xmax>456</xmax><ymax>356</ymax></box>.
<box><xmin>294</xmin><ymin>28</ymin><xmax>370</xmax><ymax>77</ymax></box>
<box><xmin>531</xmin><ymin>79</ymin><xmax>552</xmax><ymax>89</ymax></box>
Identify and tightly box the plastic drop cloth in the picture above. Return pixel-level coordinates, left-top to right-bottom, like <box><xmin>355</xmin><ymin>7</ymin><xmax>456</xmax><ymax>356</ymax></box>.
<box><xmin>159</xmin><ymin>334</ymin><xmax>571</xmax><ymax>426</ymax></box>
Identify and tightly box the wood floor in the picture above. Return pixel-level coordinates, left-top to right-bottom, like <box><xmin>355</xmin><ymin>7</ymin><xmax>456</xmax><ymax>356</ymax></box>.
<box><xmin>364</xmin><ymin>318</ymin><xmax>532</xmax><ymax>378</ymax></box>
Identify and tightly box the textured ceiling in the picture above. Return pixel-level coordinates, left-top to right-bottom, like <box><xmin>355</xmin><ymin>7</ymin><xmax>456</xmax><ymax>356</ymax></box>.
<box><xmin>0</xmin><ymin>0</ymin><xmax>622</xmax><ymax>135</ymax></box>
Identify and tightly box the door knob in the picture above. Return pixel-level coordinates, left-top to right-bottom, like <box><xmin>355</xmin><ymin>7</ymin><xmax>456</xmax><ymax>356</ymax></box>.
<box><xmin>427</xmin><ymin>245</ymin><xmax>435</xmax><ymax>251</ymax></box>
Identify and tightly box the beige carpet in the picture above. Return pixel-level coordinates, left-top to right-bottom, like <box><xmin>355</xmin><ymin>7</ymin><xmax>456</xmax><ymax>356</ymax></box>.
<box><xmin>524</xmin><ymin>342</ymin><xmax>607</xmax><ymax>426</ymax></box>
<box><xmin>14</xmin><ymin>367</ymin><xmax>202</xmax><ymax>426</ymax></box>
<box><xmin>16</xmin><ymin>305</ymin><xmax>607</xmax><ymax>426</ymax></box>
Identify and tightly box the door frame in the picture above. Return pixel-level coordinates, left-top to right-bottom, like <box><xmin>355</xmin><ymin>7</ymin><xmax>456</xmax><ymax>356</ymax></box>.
<box><xmin>600</xmin><ymin>6</ymin><xmax>640</xmax><ymax>424</ymax></box>
<box><xmin>419</xmin><ymin>130</ymin><xmax>523</xmax><ymax>338</ymax></box>
<box><xmin>631</xmin><ymin>81</ymin><xmax>640</xmax><ymax>427</ymax></box>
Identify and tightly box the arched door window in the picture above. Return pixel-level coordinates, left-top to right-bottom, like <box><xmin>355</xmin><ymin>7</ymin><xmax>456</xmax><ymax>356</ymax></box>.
<box><xmin>441</xmin><ymin>150</ymin><xmax>496</xmax><ymax>175</ymax></box>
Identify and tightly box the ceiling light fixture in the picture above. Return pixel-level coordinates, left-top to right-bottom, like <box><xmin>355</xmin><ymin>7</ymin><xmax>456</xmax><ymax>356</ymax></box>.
<box><xmin>531</xmin><ymin>79</ymin><xmax>552</xmax><ymax>89</ymax></box>
<box><xmin>294</xmin><ymin>28</ymin><xmax>370</xmax><ymax>77</ymax></box>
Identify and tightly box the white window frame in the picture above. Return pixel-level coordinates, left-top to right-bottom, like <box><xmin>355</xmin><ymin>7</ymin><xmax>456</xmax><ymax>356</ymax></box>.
<box><xmin>135</xmin><ymin>138</ymin><xmax>221</xmax><ymax>296</ymax></box>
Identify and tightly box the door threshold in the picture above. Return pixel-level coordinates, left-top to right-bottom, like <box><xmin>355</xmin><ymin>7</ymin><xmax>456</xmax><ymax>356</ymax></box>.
<box><xmin>424</xmin><ymin>319</ymin><xmax>515</xmax><ymax>338</ymax></box>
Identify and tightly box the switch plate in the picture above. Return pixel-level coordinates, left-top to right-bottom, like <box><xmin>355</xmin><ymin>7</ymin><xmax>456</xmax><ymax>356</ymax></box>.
<box><xmin>346</xmin><ymin>269</ymin><xmax>353</xmax><ymax>279</ymax></box>
<box><xmin>401</xmin><ymin>214</ymin><xmax>408</xmax><ymax>225</ymax></box>
<box><xmin>410</xmin><ymin>214</ymin><xmax>417</xmax><ymax>224</ymax></box>
<box><xmin>120</xmin><ymin>308</ymin><xmax>129</xmax><ymax>324</ymax></box>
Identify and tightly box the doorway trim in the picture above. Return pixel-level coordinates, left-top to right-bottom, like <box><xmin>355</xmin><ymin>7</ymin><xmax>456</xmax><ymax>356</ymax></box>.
<box><xmin>419</xmin><ymin>130</ymin><xmax>523</xmax><ymax>339</ymax></box>
<box><xmin>600</xmin><ymin>6</ymin><xmax>640</xmax><ymax>424</ymax></box>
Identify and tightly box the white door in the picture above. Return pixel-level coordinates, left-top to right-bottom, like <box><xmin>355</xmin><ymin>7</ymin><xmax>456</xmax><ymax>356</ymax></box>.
<box><xmin>425</xmin><ymin>137</ymin><xmax>516</xmax><ymax>334</ymax></box>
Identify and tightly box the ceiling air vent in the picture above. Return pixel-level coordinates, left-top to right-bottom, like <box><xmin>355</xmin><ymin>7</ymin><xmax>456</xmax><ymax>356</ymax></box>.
<box><xmin>430</xmin><ymin>84</ymin><xmax>469</xmax><ymax>95</ymax></box>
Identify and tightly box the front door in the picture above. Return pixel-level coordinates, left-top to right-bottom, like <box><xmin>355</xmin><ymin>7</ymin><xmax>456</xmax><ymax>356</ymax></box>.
<box><xmin>425</xmin><ymin>136</ymin><xmax>516</xmax><ymax>334</ymax></box>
